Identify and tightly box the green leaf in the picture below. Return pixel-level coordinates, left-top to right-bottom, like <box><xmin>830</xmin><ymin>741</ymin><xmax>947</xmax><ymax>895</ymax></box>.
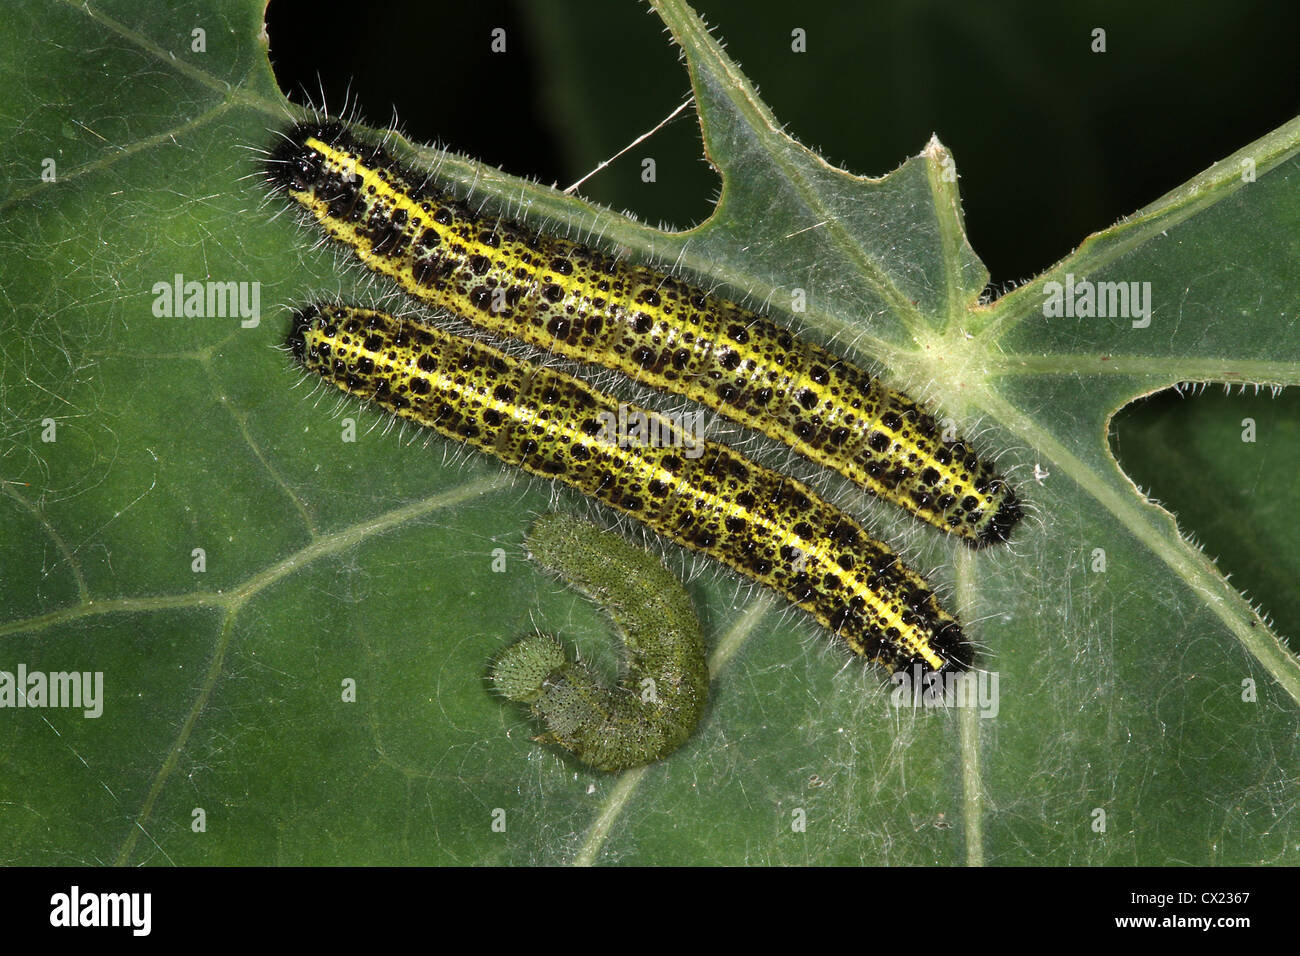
<box><xmin>1</xmin><ymin>0</ymin><xmax>1296</xmax><ymax>866</ymax></box>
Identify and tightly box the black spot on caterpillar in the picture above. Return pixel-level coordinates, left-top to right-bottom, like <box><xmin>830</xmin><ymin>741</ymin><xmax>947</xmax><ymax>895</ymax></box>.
<box><xmin>288</xmin><ymin>304</ymin><xmax>973</xmax><ymax>676</ymax></box>
<box><xmin>491</xmin><ymin>513</ymin><xmax>708</xmax><ymax>772</ymax></box>
<box><xmin>264</xmin><ymin>122</ymin><xmax>1022</xmax><ymax>547</ymax></box>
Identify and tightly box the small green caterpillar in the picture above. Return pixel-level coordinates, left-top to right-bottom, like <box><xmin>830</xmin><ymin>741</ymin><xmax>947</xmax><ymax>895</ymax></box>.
<box><xmin>491</xmin><ymin>513</ymin><xmax>709</xmax><ymax>771</ymax></box>
<box><xmin>265</xmin><ymin>122</ymin><xmax>1022</xmax><ymax>547</ymax></box>
<box><xmin>288</xmin><ymin>304</ymin><xmax>971</xmax><ymax>675</ymax></box>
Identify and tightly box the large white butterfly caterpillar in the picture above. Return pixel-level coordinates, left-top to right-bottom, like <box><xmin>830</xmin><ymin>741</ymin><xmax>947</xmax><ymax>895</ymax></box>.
<box><xmin>265</xmin><ymin>122</ymin><xmax>1022</xmax><ymax>547</ymax></box>
<box><xmin>491</xmin><ymin>513</ymin><xmax>709</xmax><ymax>772</ymax></box>
<box><xmin>288</xmin><ymin>304</ymin><xmax>973</xmax><ymax>676</ymax></box>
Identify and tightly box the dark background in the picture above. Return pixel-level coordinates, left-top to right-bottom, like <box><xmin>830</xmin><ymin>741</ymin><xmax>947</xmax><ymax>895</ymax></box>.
<box><xmin>263</xmin><ymin>0</ymin><xmax>1300</xmax><ymax>637</ymax></box>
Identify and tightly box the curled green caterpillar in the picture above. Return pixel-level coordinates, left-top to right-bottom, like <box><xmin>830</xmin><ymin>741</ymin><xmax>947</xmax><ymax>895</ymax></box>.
<box><xmin>491</xmin><ymin>513</ymin><xmax>709</xmax><ymax>772</ymax></box>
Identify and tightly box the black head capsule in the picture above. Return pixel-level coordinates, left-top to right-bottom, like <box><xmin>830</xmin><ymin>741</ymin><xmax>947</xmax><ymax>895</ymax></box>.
<box><xmin>974</xmin><ymin>486</ymin><xmax>1023</xmax><ymax>548</ymax></box>
<box><xmin>264</xmin><ymin>122</ymin><xmax>355</xmax><ymax>192</ymax></box>
<box><xmin>286</xmin><ymin>306</ymin><xmax>322</xmax><ymax>363</ymax></box>
<box><xmin>892</xmin><ymin>624</ymin><xmax>974</xmax><ymax>681</ymax></box>
<box><xmin>933</xmin><ymin>619</ymin><xmax>976</xmax><ymax>672</ymax></box>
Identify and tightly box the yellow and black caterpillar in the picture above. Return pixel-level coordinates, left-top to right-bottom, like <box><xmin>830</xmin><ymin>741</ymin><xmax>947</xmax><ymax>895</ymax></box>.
<box><xmin>289</xmin><ymin>304</ymin><xmax>973</xmax><ymax>676</ymax></box>
<box><xmin>267</xmin><ymin>122</ymin><xmax>1021</xmax><ymax>547</ymax></box>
